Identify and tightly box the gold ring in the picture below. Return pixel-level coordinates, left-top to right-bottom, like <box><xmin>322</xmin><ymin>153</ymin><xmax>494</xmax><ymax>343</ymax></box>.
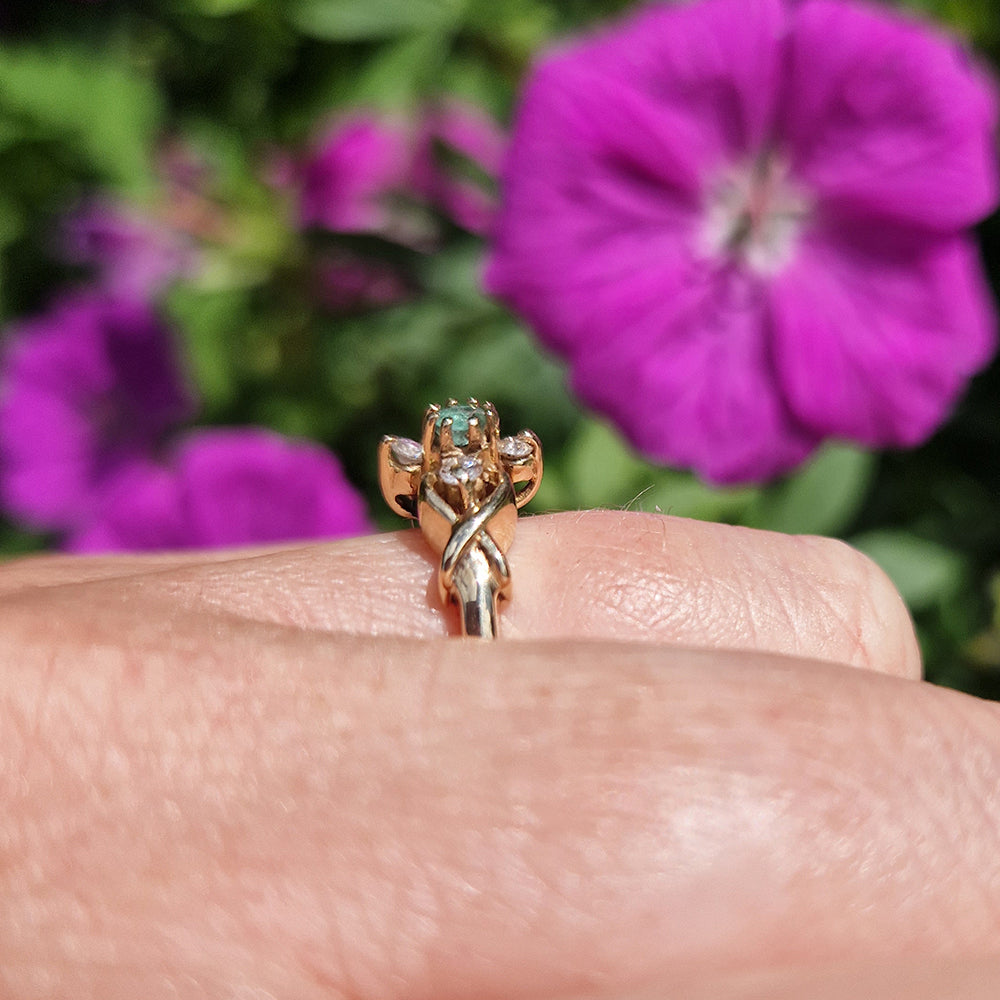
<box><xmin>378</xmin><ymin>399</ymin><xmax>543</xmax><ymax>638</ymax></box>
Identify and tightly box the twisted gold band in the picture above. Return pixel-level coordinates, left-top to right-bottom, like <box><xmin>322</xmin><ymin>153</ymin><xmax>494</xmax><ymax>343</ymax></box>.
<box><xmin>378</xmin><ymin>399</ymin><xmax>542</xmax><ymax>638</ymax></box>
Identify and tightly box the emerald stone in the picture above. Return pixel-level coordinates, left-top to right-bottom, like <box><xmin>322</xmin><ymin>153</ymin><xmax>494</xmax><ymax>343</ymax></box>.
<box><xmin>435</xmin><ymin>404</ymin><xmax>486</xmax><ymax>448</ymax></box>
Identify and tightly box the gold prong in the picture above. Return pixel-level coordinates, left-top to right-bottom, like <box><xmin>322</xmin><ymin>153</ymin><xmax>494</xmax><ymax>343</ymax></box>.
<box><xmin>484</xmin><ymin>401</ymin><xmax>500</xmax><ymax>438</ymax></box>
<box><xmin>466</xmin><ymin>415</ymin><xmax>483</xmax><ymax>450</ymax></box>
<box><xmin>422</xmin><ymin>407</ymin><xmax>438</xmax><ymax>457</ymax></box>
<box><xmin>439</xmin><ymin>418</ymin><xmax>456</xmax><ymax>454</ymax></box>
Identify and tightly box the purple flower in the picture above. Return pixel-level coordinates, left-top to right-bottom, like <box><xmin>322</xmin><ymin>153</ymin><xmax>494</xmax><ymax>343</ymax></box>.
<box><xmin>298</xmin><ymin>103</ymin><xmax>506</xmax><ymax>244</ymax></box>
<box><xmin>311</xmin><ymin>253</ymin><xmax>413</xmax><ymax>313</ymax></box>
<box><xmin>299</xmin><ymin>113</ymin><xmax>429</xmax><ymax>244</ymax></box>
<box><xmin>486</xmin><ymin>0</ymin><xmax>999</xmax><ymax>483</ymax></box>
<box><xmin>61</xmin><ymin>200</ymin><xmax>196</xmax><ymax>300</ymax></box>
<box><xmin>412</xmin><ymin>100</ymin><xmax>508</xmax><ymax>235</ymax></box>
<box><xmin>0</xmin><ymin>294</ymin><xmax>195</xmax><ymax>531</ymax></box>
<box><xmin>68</xmin><ymin>428</ymin><xmax>372</xmax><ymax>552</ymax></box>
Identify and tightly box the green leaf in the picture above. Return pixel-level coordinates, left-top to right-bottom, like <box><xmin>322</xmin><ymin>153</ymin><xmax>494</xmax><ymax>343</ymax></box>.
<box><xmin>561</xmin><ymin>419</ymin><xmax>651</xmax><ymax>510</ymax></box>
<box><xmin>417</xmin><ymin>316</ymin><xmax>578</xmax><ymax>441</ymax></box>
<box><xmin>850</xmin><ymin>531</ymin><xmax>966</xmax><ymax>612</ymax></box>
<box><xmin>464</xmin><ymin>0</ymin><xmax>556</xmax><ymax>61</ymax></box>
<box><xmin>0</xmin><ymin>117</ymin><xmax>24</xmax><ymax>154</ymax></box>
<box><xmin>641</xmin><ymin>472</ymin><xmax>758</xmax><ymax>523</ymax></box>
<box><xmin>346</xmin><ymin>32</ymin><xmax>451</xmax><ymax>108</ymax></box>
<box><xmin>290</xmin><ymin>0</ymin><xmax>467</xmax><ymax>40</ymax></box>
<box><xmin>0</xmin><ymin>194</ymin><xmax>24</xmax><ymax>248</ymax></box>
<box><xmin>0</xmin><ymin>520</ymin><xmax>46</xmax><ymax>559</ymax></box>
<box><xmin>902</xmin><ymin>0</ymin><xmax>999</xmax><ymax>44</ymax></box>
<box><xmin>189</xmin><ymin>0</ymin><xmax>262</xmax><ymax>14</ymax></box>
<box><xmin>0</xmin><ymin>44</ymin><xmax>162</xmax><ymax>194</ymax></box>
<box><xmin>166</xmin><ymin>285</ymin><xmax>252</xmax><ymax>412</ymax></box>
<box><xmin>417</xmin><ymin>241</ymin><xmax>492</xmax><ymax>308</ymax></box>
<box><xmin>320</xmin><ymin>300</ymin><xmax>456</xmax><ymax>413</ymax></box>
<box><xmin>742</xmin><ymin>444</ymin><xmax>876</xmax><ymax>536</ymax></box>
<box><xmin>530</xmin><ymin>462</ymin><xmax>569</xmax><ymax>512</ymax></box>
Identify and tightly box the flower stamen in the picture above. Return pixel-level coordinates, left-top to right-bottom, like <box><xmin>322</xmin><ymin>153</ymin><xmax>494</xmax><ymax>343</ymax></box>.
<box><xmin>699</xmin><ymin>154</ymin><xmax>813</xmax><ymax>276</ymax></box>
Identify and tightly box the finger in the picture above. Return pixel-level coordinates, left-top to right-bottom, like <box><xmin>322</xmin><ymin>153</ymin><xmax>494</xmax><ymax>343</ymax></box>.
<box><xmin>0</xmin><ymin>542</ymin><xmax>302</xmax><ymax>596</ymax></box>
<box><xmin>0</xmin><ymin>613</ymin><xmax>995</xmax><ymax>999</ymax></box>
<box><xmin>575</xmin><ymin>957</ymin><xmax>1000</xmax><ymax>1000</ymax></box>
<box><xmin>1</xmin><ymin>510</ymin><xmax>920</xmax><ymax>676</ymax></box>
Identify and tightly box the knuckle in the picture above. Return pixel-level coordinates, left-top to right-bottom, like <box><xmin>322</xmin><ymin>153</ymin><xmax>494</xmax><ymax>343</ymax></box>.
<box><xmin>795</xmin><ymin>534</ymin><xmax>921</xmax><ymax>678</ymax></box>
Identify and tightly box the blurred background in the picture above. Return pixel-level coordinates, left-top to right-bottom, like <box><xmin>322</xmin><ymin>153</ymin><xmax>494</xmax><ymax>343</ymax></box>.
<box><xmin>0</xmin><ymin>0</ymin><xmax>998</xmax><ymax>695</ymax></box>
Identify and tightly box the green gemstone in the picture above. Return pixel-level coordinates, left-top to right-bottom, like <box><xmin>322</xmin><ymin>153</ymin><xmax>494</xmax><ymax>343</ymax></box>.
<box><xmin>435</xmin><ymin>404</ymin><xmax>486</xmax><ymax>448</ymax></box>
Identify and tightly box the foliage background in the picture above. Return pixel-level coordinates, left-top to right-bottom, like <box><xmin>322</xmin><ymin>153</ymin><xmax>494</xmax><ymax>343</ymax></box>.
<box><xmin>1</xmin><ymin>0</ymin><xmax>999</xmax><ymax>695</ymax></box>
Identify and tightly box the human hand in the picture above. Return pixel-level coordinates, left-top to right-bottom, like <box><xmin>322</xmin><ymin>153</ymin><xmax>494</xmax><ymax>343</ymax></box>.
<box><xmin>1</xmin><ymin>511</ymin><xmax>998</xmax><ymax>999</ymax></box>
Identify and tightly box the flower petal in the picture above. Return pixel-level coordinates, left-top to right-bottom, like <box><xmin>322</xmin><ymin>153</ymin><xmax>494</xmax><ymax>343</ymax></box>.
<box><xmin>411</xmin><ymin>100</ymin><xmax>507</xmax><ymax>235</ymax></box>
<box><xmin>0</xmin><ymin>294</ymin><xmax>195</xmax><ymax>532</ymax></box>
<box><xmin>101</xmin><ymin>298</ymin><xmax>196</xmax><ymax>433</ymax></box>
<box><xmin>61</xmin><ymin>200</ymin><xmax>196</xmax><ymax>299</ymax></box>
<box><xmin>66</xmin><ymin>462</ymin><xmax>186</xmax><ymax>553</ymax></box>
<box><xmin>177</xmin><ymin>428</ymin><xmax>372</xmax><ymax>547</ymax></box>
<box><xmin>783</xmin><ymin>0</ymin><xmax>999</xmax><ymax>230</ymax></box>
<box><xmin>771</xmin><ymin>223</ymin><xmax>997</xmax><ymax>446</ymax></box>
<box><xmin>487</xmin><ymin>0</ymin><xmax>789</xmax><ymax>351</ymax></box>
<box><xmin>300</xmin><ymin>114</ymin><xmax>414</xmax><ymax>234</ymax></box>
<box><xmin>0</xmin><ymin>392</ymin><xmax>95</xmax><ymax>529</ymax></box>
<box><xmin>489</xmin><ymin>206</ymin><xmax>703</xmax><ymax>357</ymax></box>
<box><xmin>486</xmin><ymin>58</ymin><xmax>704</xmax><ymax>333</ymax></box>
<box><xmin>566</xmin><ymin>0</ymin><xmax>787</xmax><ymax>176</ymax></box>
<box><xmin>66</xmin><ymin>429</ymin><xmax>373</xmax><ymax>552</ymax></box>
<box><xmin>570</xmin><ymin>267</ymin><xmax>820</xmax><ymax>484</ymax></box>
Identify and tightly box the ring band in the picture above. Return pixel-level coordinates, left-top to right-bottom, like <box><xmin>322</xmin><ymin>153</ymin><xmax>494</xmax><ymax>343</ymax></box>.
<box><xmin>378</xmin><ymin>399</ymin><xmax>543</xmax><ymax>638</ymax></box>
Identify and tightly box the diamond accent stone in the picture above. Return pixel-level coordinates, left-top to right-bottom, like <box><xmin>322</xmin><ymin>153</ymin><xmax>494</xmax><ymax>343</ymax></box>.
<box><xmin>499</xmin><ymin>435</ymin><xmax>533</xmax><ymax>461</ymax></box>
<box><xmin>390</xmin><ymin>437</ymin><xmax>423</xmax><ymax>467</ymax></box>
<box><xmin>439</xmin><ymin>455</ymin><xmax>483</xmax><ymax>486</ymax></box>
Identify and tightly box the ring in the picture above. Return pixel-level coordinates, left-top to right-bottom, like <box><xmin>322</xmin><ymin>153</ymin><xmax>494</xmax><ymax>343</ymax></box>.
<box><xmin>378</xmin><ymin>399</ymin><xmax>543</xmax><ymax>638</ymax></box>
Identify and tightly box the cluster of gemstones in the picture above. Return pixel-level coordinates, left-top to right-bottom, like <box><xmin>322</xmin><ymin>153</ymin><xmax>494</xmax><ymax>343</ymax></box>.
<box><xmin>379</xmin><ymin>399</ymin><xmax>541</xmax><ymax>519</ymax></box>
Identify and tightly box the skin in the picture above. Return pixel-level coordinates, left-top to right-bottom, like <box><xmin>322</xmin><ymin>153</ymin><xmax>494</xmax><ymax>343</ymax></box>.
<box><xmin>0</xmin><ymin>510</ymin><xmax>998</xmax><ymax>999</ymax></box>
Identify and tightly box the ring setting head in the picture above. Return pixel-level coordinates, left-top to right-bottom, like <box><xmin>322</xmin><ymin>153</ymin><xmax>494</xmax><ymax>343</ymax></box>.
<box><xmin>379</xmin><ymin>398</ymin><xmax>543</xmax><ymax>520</ymax></box>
